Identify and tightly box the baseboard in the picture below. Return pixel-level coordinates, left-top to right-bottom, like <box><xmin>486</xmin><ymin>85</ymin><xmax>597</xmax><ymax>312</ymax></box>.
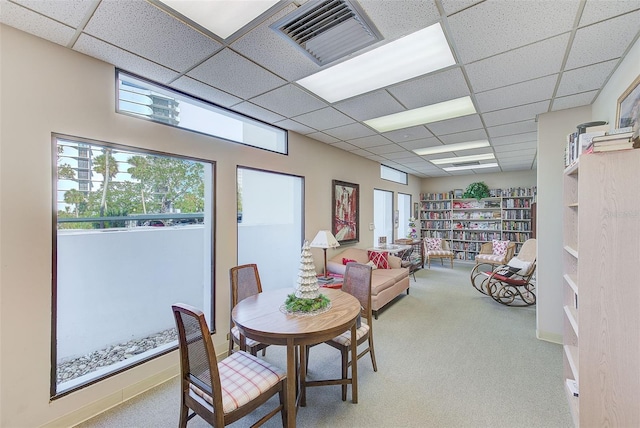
<box><xmin>42</xmin><ymin>366</ymin><xmax>178</xmax><ymax>428</ymax></box>
<box><xmin>537</xmin><ymin>329</ymin><xmax>562</xmax><ymax>344</ymax></box>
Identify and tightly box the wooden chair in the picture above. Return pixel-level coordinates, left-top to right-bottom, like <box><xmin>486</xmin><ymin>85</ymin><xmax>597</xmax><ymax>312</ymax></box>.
<box><xmin>423</xmin><ymin>237</ymin><xmax>454</xmax><ymax>268</ymax></box>
<box><xmin>478</xmin><ymin>239</ymin><xmax>537</xmax><ymax>306</ymax></box>
<box><xmin>172</xmin><ymin>303</ymin><xmax>287</xmax><ymax>427</ymax></box>
<box><xmin>303</xmin><ymin>262</ymin><xmax>377</xmax><ymax>403</ymax></box>
<box><xmin>228</xmin><ymin>264</ymin><xmax>269</xmax><ymax>357</ymax></box>
<box><xmin>470</xmin><ymin>241</ymin><xmax>516</xmax><ymax>295</ymax></box>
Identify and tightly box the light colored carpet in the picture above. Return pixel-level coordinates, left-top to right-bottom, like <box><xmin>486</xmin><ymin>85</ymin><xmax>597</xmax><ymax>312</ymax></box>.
<box><xmin>76</xmin><ymin>264</ymin><xmax>572</xmax><ymax>428</ymax></box>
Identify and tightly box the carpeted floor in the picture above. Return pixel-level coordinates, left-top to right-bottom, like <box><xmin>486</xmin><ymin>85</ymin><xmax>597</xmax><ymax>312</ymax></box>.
<box><xmin>76</xmin><ymin>263</ymin><xmax>573</xmax><ymax>428</ymax></box>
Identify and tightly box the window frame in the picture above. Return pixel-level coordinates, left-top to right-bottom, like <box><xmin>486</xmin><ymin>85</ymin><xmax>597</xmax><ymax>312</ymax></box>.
<box><xmin>51</xmin><ymin>133</ymin><xmax>216</xmax><ymax>399</ymax></box>
<box><xmin>380</xmin><ymin>164</ymin><xmax>408</xmax><ymax>185</ymax></box>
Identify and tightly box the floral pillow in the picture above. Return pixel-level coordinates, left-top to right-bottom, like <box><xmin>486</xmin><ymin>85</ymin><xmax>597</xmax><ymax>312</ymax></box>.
<box><xmin>367</xmin><ymin>250</ymin><xmax>389</xmax><ymax>269</ymax></box>
<box><xmin>492</xmin><ymin>239</ymin><xmax>510</xmax><ymax>256</ymax></box>
<box><xmin>425</xmin><ymin>237</ymin><xmax>442</xmax><ymax>252</ymax></box>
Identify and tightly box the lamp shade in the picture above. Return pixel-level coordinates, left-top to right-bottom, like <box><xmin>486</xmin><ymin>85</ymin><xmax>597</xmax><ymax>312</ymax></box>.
<box><xmin>310</xmin><ymin>230</ymin><xmax>340</xmax><ymax>249</ymax></box>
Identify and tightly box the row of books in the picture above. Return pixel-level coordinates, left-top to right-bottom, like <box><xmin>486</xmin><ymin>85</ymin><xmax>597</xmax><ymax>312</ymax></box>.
<box><xmin>584</xmin><ymin>130</ymin><xmax>635</xmax><ymax>153</ymax></box>
<box><xmin>566</xmin><ymin>124</ymin><xmax>637</xmax><ymax>167</ymax></box>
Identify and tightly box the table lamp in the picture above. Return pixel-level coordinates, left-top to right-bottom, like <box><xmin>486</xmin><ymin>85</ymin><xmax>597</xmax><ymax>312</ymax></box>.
<box><xmin>310</xmin><ymin>230</ymin><xmax>340</xmax><ymax>283</ymax></box>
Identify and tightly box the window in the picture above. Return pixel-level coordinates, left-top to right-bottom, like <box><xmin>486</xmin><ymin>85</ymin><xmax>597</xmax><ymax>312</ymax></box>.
<box><xmin>374</xmin><ymin>189</ymin><xmax>393</xmax><ymax>246</ymax></box>
<box><xmin>236</xmin><ymin>167</ymin><xmax>303</xmax><ymax>290</ymax></box>
<box><xmin>397</xmin><ymin>193</ymin><xmax>412</xmax><ymax>240</ymax></box>
<box><xmin>381</xmin><ymin>164</ymin><xmax>407</xmax><ymax>185</ymax></box>
<box><xmin>117</xmin><ymin>70</ymin><xmax>287</xmax><ymax>154</ymax></box>
<box><xmin>53</xmin><ymin>134</ymin><xmax>214</xmax><ymax>397</ymax></box>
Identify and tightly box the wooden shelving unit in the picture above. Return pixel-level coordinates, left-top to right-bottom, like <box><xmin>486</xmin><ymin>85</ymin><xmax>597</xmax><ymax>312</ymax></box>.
<box><xmin>563</xmin><ymin>150</ymin><xmax>640</xmax><ymax>427</ymax></box>
<box><xmin>420</xmin><ymin>188</ymin><xmax>536</xmax><ymax>262</ymax></box>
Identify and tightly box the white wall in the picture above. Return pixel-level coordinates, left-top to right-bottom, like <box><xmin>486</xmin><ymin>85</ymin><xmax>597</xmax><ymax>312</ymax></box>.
<box><xmin>0</xmin><ymin>25</ymin><xmax>421</xmax><ymax>427</ymax></box>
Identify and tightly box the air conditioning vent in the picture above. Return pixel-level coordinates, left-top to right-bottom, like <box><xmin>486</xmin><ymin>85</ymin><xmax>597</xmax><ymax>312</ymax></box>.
<box><xmin>271</xmin><ymin>0</ymin><xmax>382</xmax><ymax>65</ymax></box>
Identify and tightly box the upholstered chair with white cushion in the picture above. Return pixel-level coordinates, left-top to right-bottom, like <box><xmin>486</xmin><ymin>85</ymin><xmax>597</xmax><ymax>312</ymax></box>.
<box><xmin>423</xmin><ymin>237</ymin><xmax>454</xmax><ymax>268</ymax></box>
<box><xmin>471</xmin><ymin>240</ymin><xmax>516</xmax><ymax>295</ymax></box>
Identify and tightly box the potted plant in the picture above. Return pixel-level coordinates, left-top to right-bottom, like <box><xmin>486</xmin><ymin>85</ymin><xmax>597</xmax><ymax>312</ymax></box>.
<box><xmin>463</xmin><ymin>181</ymin><xmax>490</xmax><ymax>200</ymax></box>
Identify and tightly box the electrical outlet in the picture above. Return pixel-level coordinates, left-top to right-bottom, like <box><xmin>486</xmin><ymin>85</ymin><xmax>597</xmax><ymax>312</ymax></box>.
<box><xmin>369</xmin><ymin>223</ymin><xmax>374</xmax><ymax>230</ymax></box>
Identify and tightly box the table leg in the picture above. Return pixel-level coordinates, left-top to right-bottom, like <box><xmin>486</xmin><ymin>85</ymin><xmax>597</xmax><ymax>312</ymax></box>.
<box><xmin>351</xmin><ymin>323</ymin><xmax>358</xmax><ymax>404</ymax></box>
<box><xmin>299</xmin><ymin>345</ymin><xmax>307</xmax><ymax>407</ymax></box>
<box><xmin>286</xmin><ymin>339</ymin><xmax>296</xmax><ymax>428</ymax></box>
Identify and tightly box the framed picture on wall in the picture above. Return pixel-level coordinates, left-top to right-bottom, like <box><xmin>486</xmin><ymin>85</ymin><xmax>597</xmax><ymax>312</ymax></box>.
<box><xmin>616</xmin><ymin>74</ymin><xmax>640</xmax><ymax>129</ymax></box>
<box><xmin>332</xmin><ymin>180</ymin><xmax>359</xmax><ymax>244</ymax></box>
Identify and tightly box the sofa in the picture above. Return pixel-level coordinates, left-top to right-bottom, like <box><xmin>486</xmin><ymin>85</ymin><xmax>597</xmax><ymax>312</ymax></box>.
<box><xmin>326</xmin><ymin>248</ymin><xmax>410</xmax><ymax>318</ymax></box>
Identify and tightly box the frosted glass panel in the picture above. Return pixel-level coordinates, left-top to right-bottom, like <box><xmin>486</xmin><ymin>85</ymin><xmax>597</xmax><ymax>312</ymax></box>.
<box><xmin>237</xmin><ymin>168</ymin><xmax>303</xmax><ymax>290</ymax></box>
<box><xmin>374</xmin><ymin>189</ymin><xmax>393</xmax><ymax>246</ymax></box>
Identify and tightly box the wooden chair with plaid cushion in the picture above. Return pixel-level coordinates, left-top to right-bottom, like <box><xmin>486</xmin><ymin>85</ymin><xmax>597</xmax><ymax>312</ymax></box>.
<box><xmin>470</xmin><ymin>240</ymin><xmax>516</xmax><ymax>295</ymax></box>
<box><xmin>302</xmin><ymin>262</ymin><xmax>377</xmax><ymax>404</ymax></box>
<box><xmin>229</xmin><ymin>264</ymin><xmax>269</xmax><ymax>357</ymax></box>
<box><xmin>172</xmin><ymin>303</ymin><xmax>287</xmax><ymax>427</ymax></box>
<box><xmin>423</xmin><ymin>237</ymin><xmax>454</xmax><ymax>268</ymax></box>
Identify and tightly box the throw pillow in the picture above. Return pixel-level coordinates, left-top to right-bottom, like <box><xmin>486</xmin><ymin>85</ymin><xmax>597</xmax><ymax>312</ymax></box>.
<box><xmin>425</xmin><ymin>237</ymin><xmax>442</xmax><ymax>252</ymax></box>
<box><xmin>342</xmin><ymin>258</ymin><xmax>357</xmax><ymax>265</ymax></box>
<box><xmin>506</xmin><ymin>256</ymin><xmax>532</xmax><ymax>275</ymax></box>
<box><xmin>365</xmin><ymin>260</ymin><xmax>378</xmax><ymax>270</ymax></box>
<box><xmin>492</xmin><ymin>239</ymin><xmax>510</xmax><ymax>256</ymax></box>
<box><xmin>367</xmin><ymin>250</ymin><xmax>389</xmax><ymax>269</ymax></box>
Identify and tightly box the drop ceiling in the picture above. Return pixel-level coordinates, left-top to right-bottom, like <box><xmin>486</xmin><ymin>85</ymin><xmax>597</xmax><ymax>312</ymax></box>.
<box><xmin>1</xmin><ymin>0</ymin><xmax>639</xmax><ymax>177</ymax></box>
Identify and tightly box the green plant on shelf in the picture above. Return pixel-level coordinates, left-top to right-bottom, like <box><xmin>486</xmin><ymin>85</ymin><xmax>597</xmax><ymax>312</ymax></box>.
<box><xmin>463</xmin><ymin>181</ymin><xmax>490</xmax><ymax>200</ymax></box>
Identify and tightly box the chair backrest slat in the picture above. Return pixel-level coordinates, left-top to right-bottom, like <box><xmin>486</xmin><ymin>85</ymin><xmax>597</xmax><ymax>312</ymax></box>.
<box><xmin>343</xmin><ymin>262</ymin><xmax>373</xmax><ymax>321</ymax></box>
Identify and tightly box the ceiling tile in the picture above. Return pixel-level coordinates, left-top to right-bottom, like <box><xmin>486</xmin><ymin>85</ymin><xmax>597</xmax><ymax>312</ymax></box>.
<box><xmin>557</xmin><ymin>59</ymin><xmax>618</xmax><ymax>97</ymax></box>
<box><xmin>439</xmin><ymin>128</ymin><xmax>488</xmax><ymax>144</ymax></box>
<box><xmin>291</xmin><ymin>107</ymin><xmax>354</xmax><ymax>130</ymax></box>
<box><xmin>330</xmin><ymin>141</ymin><xmax>360</xmax><ymax>151</ymax></box>
<box><xmin>441</xmin><ymin>0</ymin><xmax>483</xmax><ymax>16</ymax></box>
<box><xmin>427</xmin><ymin>114</ymin><xmax>483</xmax><ymax>136</ymax></box>
<box><xmin>323</xmin><ymin>123</ymin><xmax>377</xmax><ymax>140</ymax></box>
<box><xmin>11</xmin><ymin>0</ymin><xmax>94</xmax><ymax>27</ymax></box>
<box><xmin>497</xmin><ymin>149</ymin><xmax>538</xmax><ymax>159</ymax></box>
<box><xmin>274</xmin><ymin>119</ymin><xmax>317</xmax><ymax>135</ymax></box>
<box><xmin>494</xmin><ymin>141</ymin><xmax>537</xmax><ymax>153</ymax></box>
<box><xmin>333</xmin><ymin>91</ymin><xmax>405</xmax><ymax>121</ymax></box>
<box><xmin>565</xmin><ymin>10</ymin><xmax>640</xmax><ymax>69</ymax></box>
<box><xmin>1</xmin><ymin>1</ymin><xmax>76</xmax><ymax>46</ymax></box>
<box><xmin>382</xmin><ymin>126</ymin><xmax>434</xmax><ymax>143</ymax></box>
<box><xmin>250</xmin><ymin>84</ymin><xmax>327</xmax><ymax>117</ymax></box>
<box><xmin>231</xmin><ymin>101</ymin><xmax>285</xmax><ymax>124</ymax></box>
<box><xmin>84</xmin><ymin>0</ymin><xmax>222</xmax><ymax>72</ymax></box>
<box><xmin>357</xmin><ymin>0</ymin><xmax>440</xmax><ymax>40</ymax></box>
<box><xmin>367</xmin><ymin>144</ymin><xmax>405</xmax><ymax>155</ymax></box>
<box><xmin>501</xmin><ymin>164</ymin><xmax>534</xmax><ymax>171</ymax></box>
<box><xmin>491</xmin><ymin>132</ymin><xmax>537</xmax><ymax>146</ymax></box>
<box><xmin>170</xmin><ymin>76</ymin><xmax>242</xmax><ymax>107</ymax></box>
<box><xmin>447</xmin><ymin>0</ymin><xmax>579</xmax><ymax>63</ymax></box>
<box><xmin>187</xmin><ymin>48</ymin><xmax>286</xmax><ymax>99</ymax></box>
<box><xmin>465</xmin><ymin>33</ymin><xmax>570</xmax><ymax>92</ymax></box>
<box><xmin>482</xmin><ymin>101</ymin><xmax>550</xmax><ymax>128</ymax></box>
<box><xmin>475</xmin><ymin>74</ymin><xmax>558</xmax><ymax>112</ymax></box>
<box><xmin>350</xmin><ymin>148</ymin><xmax>376</xmax><ymax>157</ymax></box>
<box><xmin>387</xmin><ymin>67</ymin><xmax>470</xmax><ymax>109</ymax></box>
<box><xmin>346</xmin><ymin>134</ymin><xmax>393</xmax><ymax>148</ymax></box>
<box><xmin>230</xmin><ymin>4</ymin><xmax>319</xmax><ymax>82</ymax></box>
<box><xmin>383</xmin><ymin>151</ymin><xmax>423</xmax><ymax>161</ymax></box>
<box><xmin>398</xmin><ymin>137</ymin><xmax>442</xmax><ymax>151</ymax></box>
<box><xmin>306</xmin><ymin>132</ymin><xmax>340</xmax><ymax>144</ymax></box>
<box><xmin>551</xmin><ymin>90</ymin><xmax>599</xmax><ymax>111</ymax></box>
<box><xmin>579</xmin><ymin>1</ymin><xmax>640</xmax><ymax>27</ymax></box>
<box><xmin>74</xmin><ymin>34</ymin><xmax>179</xmax><ymax>84</ymax></box>
<box><xmin>488</xmin><ymin>120</ymin><xmax>538</xmax><ymax>138</ymax></box>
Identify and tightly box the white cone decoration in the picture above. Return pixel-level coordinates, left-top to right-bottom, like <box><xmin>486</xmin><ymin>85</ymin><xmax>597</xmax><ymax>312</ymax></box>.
<box><xmin>295</xmin><ymin>240</ymin><xmax>321</xmax><ymax>299</ymax></box>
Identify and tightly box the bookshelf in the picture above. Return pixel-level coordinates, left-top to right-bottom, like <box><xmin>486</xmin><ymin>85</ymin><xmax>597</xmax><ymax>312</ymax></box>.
<box><xmin>562</xmin><ymin>149</ymin><xmax>640</xmax><ymax>427</ymax></box>
<box><xmin>419</xmin><ymin>187</ymin><xmax>536</xmax><ymax>261</ymax></box>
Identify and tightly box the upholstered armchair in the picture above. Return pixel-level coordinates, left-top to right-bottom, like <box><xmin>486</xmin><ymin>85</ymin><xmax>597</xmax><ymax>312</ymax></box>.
<box><xmin>423</xmin><ymin>237</ymin><xmax>454</xmax><ymax>268</ymax></box>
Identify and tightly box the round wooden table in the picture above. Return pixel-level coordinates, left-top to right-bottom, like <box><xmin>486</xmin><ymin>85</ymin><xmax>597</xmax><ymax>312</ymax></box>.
<box><xmin>232</xmin><ymin>287</ymin><xmax>361</xmax><ymax>428</ymax></box>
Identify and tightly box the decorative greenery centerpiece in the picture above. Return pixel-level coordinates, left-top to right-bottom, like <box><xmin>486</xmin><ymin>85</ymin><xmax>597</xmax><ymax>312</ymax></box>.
<box><xmin>283</xmin><ymin>240</ymin><xmax>331</xmax><ymax>315</ymax></box>
<box><xmin>407</xmin><ymin>217</ymin><xmax>418</xmax><ymax>239</ymax></box>
<box><xmin>463</xmin><ymin>181</ymin><xmax>490</xmax><ymax>200</ymax></box>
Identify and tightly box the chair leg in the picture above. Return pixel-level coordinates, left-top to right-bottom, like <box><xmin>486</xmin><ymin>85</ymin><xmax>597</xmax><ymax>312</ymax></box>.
<box><xmin>368</xmin><ymin>335</ymin><xmax>378</xmax><ymax>372</ymax></box>
<box><xmin>279</xmin><ymin>384</ymin><xmax>288</xmax><ymax>427</ymax></box>
<box><xmin>450</xmin><ymin>256</ymin><xmax>453</xmax><ymax>268</ymax></box>
<box><xmin>179</xmin><ymin>396</ymin><xmax>188</xmax><ymax>428</ymax></box>
<box><xmin>341</xmin><ymin>348</ymin><xmax>348</xmax><ymax>401</ymax></box>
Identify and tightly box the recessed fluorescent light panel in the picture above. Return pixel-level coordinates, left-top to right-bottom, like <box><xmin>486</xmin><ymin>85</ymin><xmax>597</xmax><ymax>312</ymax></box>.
<box><xmin>365</xmin><ymin>96</ymin><xmax>476</xmax><ymax>133</ymax></box>
<box><xmin>296</xmin><ymin>23</ymin><xmax>455</xmax><ymax>103</ymax></box>
<box><xmin>443</xmin><ymin>163</ymin><xmax>499</xmax><ymax>172</ymax></box>
<box><xmin>157</xmin><ymin>0</ymin><xmax>280</xmax><ymax>39</ymax></box>
<box><xmin>413</xmin><ymin>140</ymin><xmax>490</xmax><ymax>156</ymax></box>
<box><xmin>430</xmin><ymin>153</ymin><xmax>495</xmax><ymax>165</ymax></box>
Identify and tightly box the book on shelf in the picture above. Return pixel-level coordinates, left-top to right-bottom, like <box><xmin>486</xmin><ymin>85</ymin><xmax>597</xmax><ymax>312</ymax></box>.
<box><xmin>585</xmin><ymin>131</ymin><xmax>634</xmax><ymax>153</ymax></box>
